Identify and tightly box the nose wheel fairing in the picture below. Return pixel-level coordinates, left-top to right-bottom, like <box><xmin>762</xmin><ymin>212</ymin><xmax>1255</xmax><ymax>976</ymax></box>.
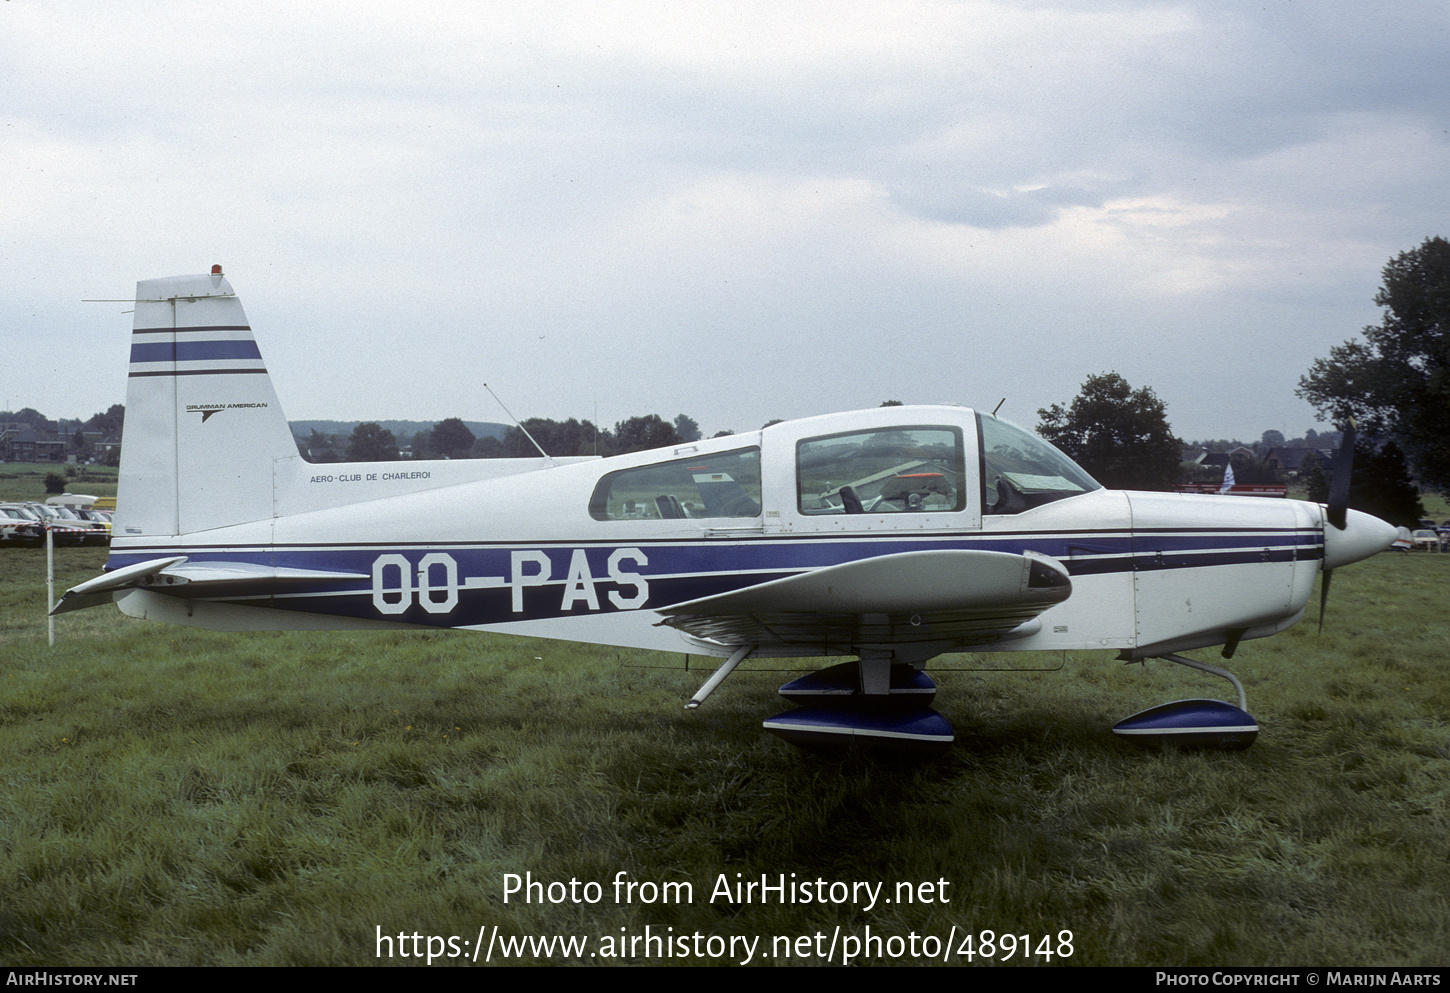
<box><xmin>1113</xmin><ymin>653</ymin><xmax>1259</xmax><ymax>750</ymax></box>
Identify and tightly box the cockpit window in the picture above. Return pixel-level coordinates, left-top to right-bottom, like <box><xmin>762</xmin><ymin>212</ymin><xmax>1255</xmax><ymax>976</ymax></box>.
<box><xmin>797</xmin><ymin>426</ymin><xmax>966</xmax><ymax>514</ymax></box>
<box><xmin>977</xmin><ymin>413</ymin><xmax>1100</xmax><ymax>514</ymax></box>
<box><xmin>589</xmin><ymin>447</ymin><xmax>762</xmax><ymax>521</ymax></box>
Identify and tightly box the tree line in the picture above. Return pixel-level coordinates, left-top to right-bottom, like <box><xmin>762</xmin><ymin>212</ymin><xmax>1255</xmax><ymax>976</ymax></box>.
<box><xmin>304</xmin><ymin>413</ymin><xmax>718</xmax><ymax>463</ymax></box>
<box><xmin>0</xmin><ymin>405</ymin><xmax>125</xmax><ymax>464</ymax></box>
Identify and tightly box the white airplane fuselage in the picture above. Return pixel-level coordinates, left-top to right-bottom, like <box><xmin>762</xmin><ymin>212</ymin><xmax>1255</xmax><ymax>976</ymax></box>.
<box><xmin>66</xmin><ymin>272</ymin><xmax>1395</xmax><ymax>734</ymax></box>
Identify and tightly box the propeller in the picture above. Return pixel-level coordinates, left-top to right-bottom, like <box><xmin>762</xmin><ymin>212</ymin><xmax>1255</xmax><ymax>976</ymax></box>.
<box><xmin>1326</xmin><ymin>421</ymin><xmax>1356</xmax><ymax>531</ymax></box>
<box><xmin>1318</xmin><ymin>421</ymin><xmax>1356</xmax><ymax>633</ymax></box>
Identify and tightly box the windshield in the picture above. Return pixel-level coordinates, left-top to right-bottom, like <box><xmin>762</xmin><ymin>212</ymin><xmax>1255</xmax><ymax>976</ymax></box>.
<box><xmin>977</xmin><ymin>413</ymin><xmax>1100</xmax><ymax>514</ymax></box>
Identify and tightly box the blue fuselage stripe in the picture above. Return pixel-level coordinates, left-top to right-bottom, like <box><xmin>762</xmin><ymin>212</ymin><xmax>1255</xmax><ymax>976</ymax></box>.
<box><xmin>105</xmin><ymin>529</ymin><xmax>1323</xmax><ymax>628</ymax></box>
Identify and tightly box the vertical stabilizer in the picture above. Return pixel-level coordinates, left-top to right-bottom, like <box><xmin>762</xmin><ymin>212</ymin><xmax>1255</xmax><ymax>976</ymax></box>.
<box><xmin>115</xmin><ymin>269</ymin><xmax>299</xmax><ymax>537</ymax></box>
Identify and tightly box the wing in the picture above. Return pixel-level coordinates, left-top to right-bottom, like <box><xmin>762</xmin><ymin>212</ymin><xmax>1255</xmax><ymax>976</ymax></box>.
<box><xmin>655</xmin><ymin>548</ymin><xmax>1070</xmax><ymax>654</ymax></box>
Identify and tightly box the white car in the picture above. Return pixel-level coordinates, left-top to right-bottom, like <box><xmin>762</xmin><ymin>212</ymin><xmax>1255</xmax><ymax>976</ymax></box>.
<box><xmin>17</xmin><ymin>503</ymin><xmax>106</xmax><ymax>545</ymax></box>
<box><xmin>0</xmin><ymin>505</ymin><xmax>45</xmax><ymax>546</ymax></box>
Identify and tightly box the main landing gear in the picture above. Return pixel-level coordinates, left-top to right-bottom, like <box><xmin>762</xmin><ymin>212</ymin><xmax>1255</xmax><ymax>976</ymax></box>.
<box><xmin>687</xmin><ymin>648</ymin><xmax>954</xmax><ymax>755</ymax></box>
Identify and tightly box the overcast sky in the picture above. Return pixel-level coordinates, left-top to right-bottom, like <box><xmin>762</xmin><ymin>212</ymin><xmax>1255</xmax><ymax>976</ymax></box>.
<box><xmin>4</xmin><ymin>1</ymin><xmax>1448</xmax><ymax>444</ymax></box>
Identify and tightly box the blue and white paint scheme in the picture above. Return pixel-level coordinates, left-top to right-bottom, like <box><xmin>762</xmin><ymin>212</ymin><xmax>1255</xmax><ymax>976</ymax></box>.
<box><xmin>57</xmin><ymin>269</ymin><xmax>1398</xmax><ymax>752</ymax></box>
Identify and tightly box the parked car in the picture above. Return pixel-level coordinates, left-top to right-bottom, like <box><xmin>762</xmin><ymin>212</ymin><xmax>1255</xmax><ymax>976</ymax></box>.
<box><xmin>73</xmin><ymin>508</ymin><xmax>113</xmax><ymax>538</ymax></box>
<box><xmin>0</xmin><ymin>505</ymin><xmax>45</xmax><ymax>547</ymax></box>
<box><xmin>1411</xmin><ymin>529</ymin><xmax>1439</xmax><ymax>551</ymax></box>
<box><xmin>41</xmin><ymin>504</ymin><xmax>111</xmax><ymax>545</ymax></box>
<box><xmin>13</xmin><ymin>503</ymin><xmax>103</xmax><ymax>546</ymax></box>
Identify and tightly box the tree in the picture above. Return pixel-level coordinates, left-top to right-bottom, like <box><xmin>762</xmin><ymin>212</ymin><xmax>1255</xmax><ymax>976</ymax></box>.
<box><xmin>672</xmin><ymin>414</ymin><xmax>702</xmax><ymax>443</ymax></box>
<box><xmin>1344</xmin><ymin>439</ymin><xmax>1423</xmax><ymax>527</ymax></box>
<box><xmin>430</xmin><ymin>418</ymin><xmax>476</xmax><ymax>459</ymax></box>
<box><xmin>474</xmin><ymin>435</ymin><xmax>507</xmax><ymax>458</ymax></box>
<box><xmin>1303</xmin><ymin>456</ymin><xmax>1329</xmax><ymax>504</ymax></box>
<box><xmin>1298</xmin><ymin>237</ymin><xmax>1450</xmax><ymax>492</ymax></box>
<box><xmin>613</xmin><ymin>415</ymin><xmax>680</xmax><ymax>455</ymax></box>
<box><xmin>488</xmin><ymin>418</ymin><xmax>605</xmax><ymax>458</ymax></box>
<box><xmin>302</xmin><ymin>429</ymin><xmax>340</xmax><ymax>462</ymax></box>
<box><xmin>7</xmin><ymin>407</ymin><xmax>55</xmax><ymax>432</ymax></box>
<box><xmin>85</xmin><ymin>405</ymin><xmax>124</xmax><ymax>438</ymax></box>
<box><xmin>345</xmin><ymin>422</ymin><xmax>398</xmax><ymax>462</ymax></box>
<box><xmin>1036</xmin><ymin>372</ymin><xmax>1182</xmax><ymax>490</ymax></box>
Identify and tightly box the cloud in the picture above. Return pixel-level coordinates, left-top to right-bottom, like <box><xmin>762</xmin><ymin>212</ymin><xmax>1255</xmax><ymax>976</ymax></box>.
<box><xmin>3</xmin><ymin>1</ymin><xmax>1449</xmax><ymax>443</ymax></box>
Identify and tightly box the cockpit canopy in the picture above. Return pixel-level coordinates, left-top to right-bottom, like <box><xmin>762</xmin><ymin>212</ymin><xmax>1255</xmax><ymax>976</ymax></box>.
<box><xmin>584</xmin><ymin>408</ymin><xmax>1102</xmax><ymax>524</ymax></box>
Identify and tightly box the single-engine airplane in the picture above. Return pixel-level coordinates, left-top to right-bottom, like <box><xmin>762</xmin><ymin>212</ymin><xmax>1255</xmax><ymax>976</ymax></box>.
<box><xmin>56</xmin><ymin>268</ymin><xmax>1397</xmax><ymax>753</ymax></box>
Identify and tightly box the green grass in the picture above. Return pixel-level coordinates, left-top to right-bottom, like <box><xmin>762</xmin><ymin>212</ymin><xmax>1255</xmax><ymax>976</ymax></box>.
<box><xmin>1421</xmin><ymin>491</ymin><xmax>1450</xmax><ymax>521</ymax></box>
<box><xmin>0</xmin><ymin>463</ymin><xmax>118</xmax><ymax>505</ymax></box>
<box><xmin>1</xmin><ymin>545</ymin><xmax>1447</xmax><ymax>966</ymax></box>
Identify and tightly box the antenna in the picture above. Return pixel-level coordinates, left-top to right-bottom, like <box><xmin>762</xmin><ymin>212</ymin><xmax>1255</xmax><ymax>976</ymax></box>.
<box><xmin>991</xmin><ymin>398</ymin><xmax>1006</xmax><ymax>416</ymax></box>
<box><xmin>483</xmin><ymin>383</ymin><xmax>555</xmax><ymax>464</ymax></box>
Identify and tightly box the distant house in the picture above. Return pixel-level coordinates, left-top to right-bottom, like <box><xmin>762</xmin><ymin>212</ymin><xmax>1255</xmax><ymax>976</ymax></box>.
<box><xmin>0</xmin><ymin>422</ymin><xmax>30</xmax><ymax>455</ymax></box>
<box><xmin>2</xmin><ymin>427</ymin><xmax>67</xmax><ymax>463</ymax></box>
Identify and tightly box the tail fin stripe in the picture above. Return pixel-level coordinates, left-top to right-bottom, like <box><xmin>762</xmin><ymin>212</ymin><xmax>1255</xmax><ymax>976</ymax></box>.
<box><xmin>129</xmin><ymin>368</ymin><xmax>271</xmax><ymax>378</ymax></box>
<box><xmin>134</xmin><ymin>325</ymin><xmax>252</xmax><ymax>335</ymax></box>
<box><xmin>129</xmin><ymin>340</ymin><xmax>263</xmax><ymax>363</ymax></box>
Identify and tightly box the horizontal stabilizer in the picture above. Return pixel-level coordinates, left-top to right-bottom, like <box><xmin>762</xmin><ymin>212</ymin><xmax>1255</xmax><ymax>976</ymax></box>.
<box><xmin>51</xmin><ymin>556</ymin><xmax>189</xmax><ymax>614</ymax></box>
<box><xmin>51</xmin><ymin>557</ymin><xmax>367</xmax><ymax>615</ymax></box>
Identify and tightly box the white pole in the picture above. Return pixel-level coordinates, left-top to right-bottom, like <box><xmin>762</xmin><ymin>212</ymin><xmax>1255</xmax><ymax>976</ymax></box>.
<box><xmin>46</xmin><ymin>527</ymin><xmax>55</xmax><ymax>647</ymax></box>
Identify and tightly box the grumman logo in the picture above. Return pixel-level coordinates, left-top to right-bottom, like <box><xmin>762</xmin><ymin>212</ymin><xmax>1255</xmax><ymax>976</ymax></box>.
<box><xmin>186</xmin><ymin>403</ymin><xmax>269</xmax><ymax>422</ymax></box>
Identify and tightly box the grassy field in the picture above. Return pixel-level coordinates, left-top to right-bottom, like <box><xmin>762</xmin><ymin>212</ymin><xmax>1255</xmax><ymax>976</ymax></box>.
<box><xmin>1</xmin><ymin>540</ymin><xmax>1448</xmax><ymax>966</ymax></box>
<box><xmin>0</xmin><ymin>463</ymin><xmax>118</xmax><ymax>505</ymax></box>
